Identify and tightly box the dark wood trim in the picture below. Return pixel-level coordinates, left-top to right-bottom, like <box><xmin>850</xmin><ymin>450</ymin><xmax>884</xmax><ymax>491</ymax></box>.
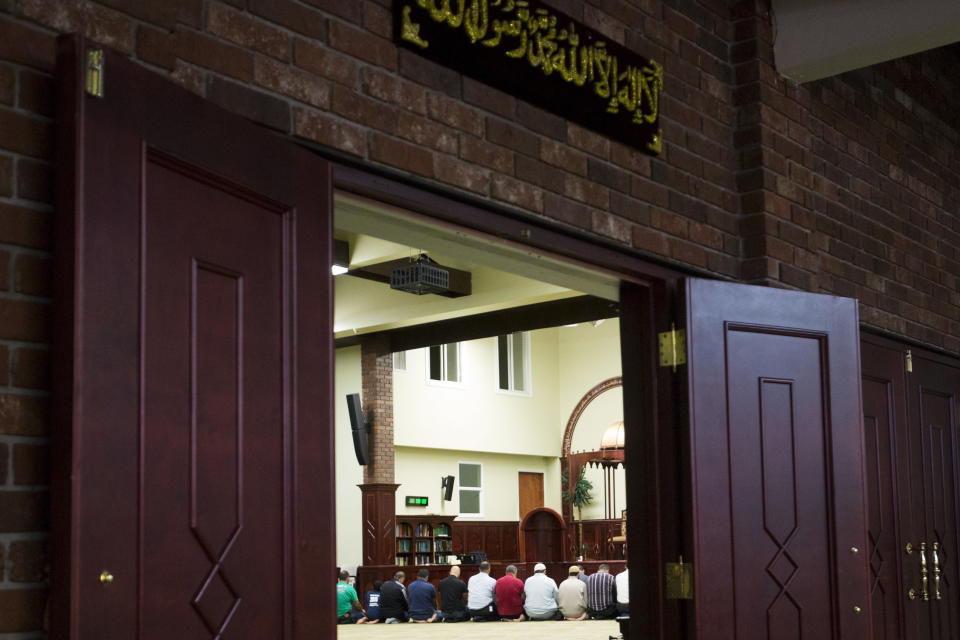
<box><xmin>51</xmin><ymin>33</ymin><xmax>84</xmax><ymax>640</ymax></box>
<box><xmin>861</xmin><ymin>327</ymin><xmax>960</xmax><ymax>365</ymax></box>
<box><xmin>334</xmin><ymin>294</ymin><xmax>619</xmax><ymax>350</ymax></box>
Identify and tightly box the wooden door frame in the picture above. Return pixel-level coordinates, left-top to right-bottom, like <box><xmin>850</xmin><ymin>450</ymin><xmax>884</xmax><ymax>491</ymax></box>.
<box><xmin>332</xmin><ymin>164</ymin><xmax>687</xmax><ymax>639</ymax></box>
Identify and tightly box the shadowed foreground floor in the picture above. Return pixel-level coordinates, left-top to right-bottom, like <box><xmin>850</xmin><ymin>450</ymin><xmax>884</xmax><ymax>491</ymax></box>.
<box><xmin>337</xmin><ymin>619</ymin><xmax>621</xmax><ymax>639</ymax></box>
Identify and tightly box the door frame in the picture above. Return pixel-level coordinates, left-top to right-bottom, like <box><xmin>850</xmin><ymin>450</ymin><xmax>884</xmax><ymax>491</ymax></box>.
<box><xmin>331</xmin><ymin>164</ymin><xmax>688</xmax><ymax>639</ymax></box>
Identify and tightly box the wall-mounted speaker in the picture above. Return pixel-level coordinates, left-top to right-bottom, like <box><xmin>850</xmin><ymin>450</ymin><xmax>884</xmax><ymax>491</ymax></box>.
<box><xmin>441</xmin><ymin>475</ymin><xmax>455</xmax><ymax>501</ymax></box>
<box><xmin>346</xmin><ymin>393</ymin><xmax>369</xmax><ymax>466</ymax></box>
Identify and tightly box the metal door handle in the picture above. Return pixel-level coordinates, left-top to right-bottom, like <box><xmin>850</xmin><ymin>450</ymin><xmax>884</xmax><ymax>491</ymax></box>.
<box><xmin>932</xmin><ymin>542</ymin><xmax>942</xmax><ymax>601</ymax></box>
<box><xmin>919</xmin><ymin>542</ymin><xmax>930</xmax><ymax>601</ymax></box>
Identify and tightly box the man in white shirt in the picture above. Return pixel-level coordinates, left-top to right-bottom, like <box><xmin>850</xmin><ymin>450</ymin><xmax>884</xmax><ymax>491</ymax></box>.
<box><xmin>467</xmin><ymin>561</ymin><xmax>498</xmax><ymax>621</ymax></box>
<box><xmin>615</xmin><ymin>564</ymin><xmax>629</xmax><ymax>615</ymax></box>
<box><xmin>523</xmin><ymin>562</ymin><xmax>560</xmax><ymax>620</ymax></box>
<box><xmin>557</xmin><ymin>565</ymin><xmax>588</xmax><ymax>620</ymax></box>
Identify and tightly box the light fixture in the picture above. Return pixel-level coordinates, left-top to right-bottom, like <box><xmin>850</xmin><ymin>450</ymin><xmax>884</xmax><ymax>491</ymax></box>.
<box><xmin>332</xmin><ymin>239</ymin><xmax>350</xmax><ymax>276</ymax></box>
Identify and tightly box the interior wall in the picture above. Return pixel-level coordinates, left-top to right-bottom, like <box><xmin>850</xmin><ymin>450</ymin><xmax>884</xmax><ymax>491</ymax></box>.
<box><xmin>557</xmin><ymin>320</ymin><xmax>626</xmax><ymax>520</ymax></box>
<box><xmin>394</xmin><ymin>446</ymin><xmax>561</xmax><ymax>520</ymax></box>
<box><xmin>394</xmin><ymin>330</ymin><xmax>561</xmax><ymax>456</ymax></box>
<box><xmin>334</xmin><ymin>346</ymin><xmax>364</xmax><ymax>571</ymax></box>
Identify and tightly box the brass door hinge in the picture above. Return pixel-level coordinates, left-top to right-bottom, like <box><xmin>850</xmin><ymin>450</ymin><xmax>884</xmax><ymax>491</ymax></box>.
<box><xmin>906</xmin><ymin>349</ymin><xmax>913</xmax><ymax>373</ymax></box>
<box><xmin>86</xmin><ymin>49</ymin><xmax>104</xmax><ymax>98</ymax></box>
<box><xmin>658</xmin><ymin>324</ymin><xmax>686</xmax><ymax>371</ymax></box>
<box><xmin>665</xmin><ymin>556</ymin><xmax>693</xmax><ymax>599</ymax></box>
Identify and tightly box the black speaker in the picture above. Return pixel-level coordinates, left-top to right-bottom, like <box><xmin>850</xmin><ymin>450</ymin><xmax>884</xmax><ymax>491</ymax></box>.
<box><xmin>346</xmin><ymin>393</ymin><xmax>369</xmax><ymax>466</ymax></box>
<box><xmin>441</xmin><ymin>475</ymin><xmax>455</xmax><ymax>501</ymax></box>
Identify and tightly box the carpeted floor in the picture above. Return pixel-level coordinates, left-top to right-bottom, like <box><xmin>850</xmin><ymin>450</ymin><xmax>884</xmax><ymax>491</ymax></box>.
<box><xmin>337</xmin><ymin>619</ymin><xmax>621</xmax><ymax>639</ymax></box>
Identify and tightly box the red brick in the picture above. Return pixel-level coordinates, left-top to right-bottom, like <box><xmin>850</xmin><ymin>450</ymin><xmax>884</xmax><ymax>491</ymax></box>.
<box><xmin>0</xmin><ymin>65</ymin><xmax>13</xmax><ymax>105</ymax></box>
<box><xmin>610</xmin><ymin>142</ymin><xmax>653</xmax><ymax>178</ymax></box>
<box><xmin>591</xmin><ymin>211</ymin><xmax>631</xmax><ymax>244</ymax></box>
<box><xmin>369</xmin><ymin>134</ymin><xmax>434</xmax><ymax>177</ymax></box>
<box><xmin>98</xmin><ymin>0</ymin><xmax>179</xmax><ymax>28</ymax></box>
<box><xmin>632</xmin><ymin>226</ymin><xmax>670</xmax><ymax>255</ymax></box>
<box><xmin>584</xmin><ymin>3</ymin><xmax>626</xmax><ymax>44</ymax></box>
<box><xmin>0</xmin><ymin>299</ymin><xmax>50</xmax><ymax>343</ymax></box>
<box><xmin>207</xmin><ymin>76</ymin><xmax>291</xmax><ymax>132</ymax></box>
<box><xmin>463</xmin><ymin>77</ymin><xmax>515</xmax><ymax>119</ymax></box>
<box><xmin>19</xmin><ymin>0</ymin><xmax>135</xmax><ymax>55</ymax></box>
<box><xmin>459</xmin><ymin>135</ymin><xmax>513</xmax><ymax>174</ymax></box>
<box><xmin>515</xmin><ymin>155</ymin><xmax>565</xmax><ymax>193</ymax></box>
<box><xmin>16</xmin><ymin>69</ymin><xmax>53</xmax><ymax>117</ymax></box>
<box><xmin>253</xmin><ymin>56</ymin><xmax>330</xmax><ymax>108</ymax></box>
<box><xmin>0</xmin><ymin>344</ymin><xmax>8</xmax><ymax>385</ymax></box>
<box><xmin>8</xmin><ymin>539</ymin><xmax>47</xmax><ymax>583</ymax></box>
<box><xmin>176</xmin><ymin>28</ymin><xmax>255</xmax><ymax>82</ymax></box>
<box><xmin>136</xmin><ymin>25</ymin><xmax>177</xmax><ymax>70</ymax></box>
<box><xmin>0</xmin><ymin>587</ymin><xmax>46</xmax><ymax>632</ymax></box>
<box><xmin>543</xmin><ymin>193</ymin><xmax>592</xmax><ymax>228</ymax></box>
<box><xmin>398</xmin><ymin>49</ymin><xmax>461</xmax><ymax>97</ymax></box>
<box><xmin>427</xmin><ymin>93</ymin><xmax>484</xmax><ymax>138</ymax></box>
<box><xmin>566</xmin><ymin>123</ymin><xmax>610</xmax><ymax>158</ymax></box>
<box><xmin>332</xmin><ymin>85</ymin><xmax>398</xmax><ymax>132</ymax></box>
<box><xmin>564</xmin><ymin>174</ymin><xmax>609</xmax><ymax>208</ymax></box>
<box><xmin>0</xmin><ymin>491</ymin><xmax>48</xmax><ymax>533</ymax></box>
<box><xmin>0</xmin><ymin>394</ymin><xmax>48</xmax><ymax>436</ymax></box>
<box><xmin>588</xmin><ymin>158</ymin><xmax>631</xmax><ymax>193</ymax></box>
<box><xmin>11</xmin><ymin>348</ymin><xmax>48</xmax><ymax>388</ymax></box>
<box><xmin>540</xmin><ymin>139</ymin><xmax>588</xmax><ymax>175</ymax></box>
<box><xmin>292</xmin><ymin>107</ymin><xmax>365</xmax><ymax>156</ymax></box>
<box><xmin>15</xmin><ymin>158</ymin><xmax>52</xmax><ymax>204</ymax></box>
<box><xmin>361</xmin><ymin>67</ymin><xmax>426</xmax><ymax>113</ymax></box>
<box><xmin>328</xmin><ymin>21</ymin><xmax>396</xmax><ymax>70</ymax></box>
<box><xmin>249</xmin><ymin>0</ymin><xmax>328</xmax><ymax>41</ymax></box>
<box><xmin>0</xmin><ymin>204</ymin><xmax>51</xmax><ymax>250</ymax></box>
<box><xmin>0</xmin><ymin>110</ymin><xmax>52</xmax><ymax>160</ymax></box>
<box><xmin>13</xmin><ymin>253</ymin><xmax>51</xmax><ymax>298</ymax></box>
<box><xmin>0</xmin><ymin>17</ymin><xmax>56</xmax><ymax>70</ymax></box>
<box><xmin>208</xmin><ymin>2</ymin><xmax>291</xmax><ymax>61</ymax></box>
<box><xmin>0</xmin><ymin>249</ymin><xmax>8</xmax><ymax>291</ymax></box>
<box><xmin>395</xmin><ymin>111</ymin><xmax>458</xmax><ymax>153</ymax></box>
<box><xmin>491</xmin><ymin>174</ymin><xmax>543</xmax><ymax>213</ymax></box>
<box><xmin>487</xmin><ymin>119</ymin><xmax>539</xmax><ymax>157</ymax></box>
<box><xmin>302</xmin><ymin>0</ymin><xmax>362</xmax><ymax>23</ymax></box>
<box><xmin>363</xmin><ymin>1</ymin><xmax>393</xmax><ymax>38</ymax></box>
<box><xmin>295</xmin><ymin>40</ymin><xmax>360</xmax><ymax>88</ymax></box>
<box><xmin>13</xmin><ymin>443</ymin><xmax>48</xmax><ymax>485</ymax></box>
<box><xmin>610</xmin><ymin>191</ymin><xmax>651</xmax><ymax>225</ymax></box>
<box><xmin>171</xmin><ymin>61</ymin><xmax>206</xmax><ymax>96</ymax></box>
<box><xmin>670</xmin><ymin>238</ymin><xmax>709</xmax><ymax>268</ymax></box>
<box><xmin>434</xmin><ymin>155</ymin><xmax>490</xmax><ymax>194</ymax></box>
<box><xmin>516</xmin><ymin>101</ymin><xmax>567</xmax><ymax>140</ymax></box>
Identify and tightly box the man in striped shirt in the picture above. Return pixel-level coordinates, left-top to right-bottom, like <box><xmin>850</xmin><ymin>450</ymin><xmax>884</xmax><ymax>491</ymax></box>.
<box><xmin>586</xmin><ymin>564</ymin><xmax>618</xmax><ymax>619</ymax></box>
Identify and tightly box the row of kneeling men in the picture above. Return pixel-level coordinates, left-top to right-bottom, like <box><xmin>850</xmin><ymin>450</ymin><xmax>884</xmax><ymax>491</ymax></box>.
<box><xmin>336</xmin><ymin>562</ymin><xmax>629</xmax><ymax>624</ymax></box>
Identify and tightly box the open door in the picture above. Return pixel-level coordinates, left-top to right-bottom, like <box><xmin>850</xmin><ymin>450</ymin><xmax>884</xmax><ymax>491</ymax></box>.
<box><xmin>682</xmin><ymin>278</ymin><xmax>872</xmax><ymax>639</ymax></box>
<box><xmin>52</xmin><ymin>38</ymin><xmax>333</xmax><ymax>638</ymax></box>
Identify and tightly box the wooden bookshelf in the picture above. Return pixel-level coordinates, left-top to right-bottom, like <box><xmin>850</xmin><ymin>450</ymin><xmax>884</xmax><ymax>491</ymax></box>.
<box><xmin>395</xmin><ymin>515</ymin><xmax>455</xmax><ymax>565</ymax></box>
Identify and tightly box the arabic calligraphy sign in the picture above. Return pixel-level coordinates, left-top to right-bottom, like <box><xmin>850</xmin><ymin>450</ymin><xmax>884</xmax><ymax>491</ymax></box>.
<box><xmin>394</xmin><ymin>0</ymin><xmax>664</xmax><ymax>154</ymax></box>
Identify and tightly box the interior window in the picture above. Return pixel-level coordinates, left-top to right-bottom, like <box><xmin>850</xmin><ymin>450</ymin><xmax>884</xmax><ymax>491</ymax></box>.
<box><xmin>458</xmin><ymin>462</ymin><xmax>482</xmax><ymax>515</ymax></box>
<box><xmin>497</xmin><ymin>332</ymin><xmax>528</xmax><ymax>392</ymax></box>
<box><xmin>429</xmin><ymin>343</ymin><xmax>460</xmax><ymax>382</ymax></box>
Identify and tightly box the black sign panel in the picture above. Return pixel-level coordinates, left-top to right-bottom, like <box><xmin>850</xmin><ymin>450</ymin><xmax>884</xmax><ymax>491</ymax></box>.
<box><xmin>395</xmin><ymin>0</ymin><xmax>663</xmax><ymax>154</ymax></box>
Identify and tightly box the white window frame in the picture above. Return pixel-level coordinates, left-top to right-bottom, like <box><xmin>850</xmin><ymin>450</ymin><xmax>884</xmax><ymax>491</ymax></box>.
<box><xmin>495</xmin><ymin>332</ymin><xmax>531</xmax><ymax>396</ymax></box>
<box><xmin>426</xmin><ymin>343</ymin><xmax>463</xmax><ymax>386</ymax></box>
<box><xmin>457</xmin><ymin>461</ymin><xmax>483</xmax><ymax>518</ymax></box>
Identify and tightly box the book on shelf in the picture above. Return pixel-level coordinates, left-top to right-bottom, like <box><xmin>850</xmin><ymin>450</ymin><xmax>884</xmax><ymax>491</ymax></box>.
<box><xmin>415</xmin><ymin>554</ymin><xmax>432</xmax><ymax>565</ymax></box>
<box><xmin>433</xmin><ymin>523</ymin><xmax>450</xmax><ymax>536</ymax></box>
<box><xmin>396</xmin><ymin>523</ymin><xmax>413</xmax><ymax>537</ymax></box>
<box><xmin>396</xmin><ymin>557</ymin><xmax>408</xmax><ymax>566</ymax></box>
<box><xmin>415</xmin><ymin>523</ymin><xmax>432</xmax><ymax>537</ymax></box>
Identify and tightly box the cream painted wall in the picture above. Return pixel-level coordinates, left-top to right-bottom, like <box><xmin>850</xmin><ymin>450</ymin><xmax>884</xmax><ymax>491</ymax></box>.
<box><xmin>335</xmin><ymin>346</ymin><xmax>364</xmax><ymax>571</ymax></box>
<box><xmin>394</xmin><ymin>446</ymin><xmax>562</xmax><ymax>520</ymax></box>
<box><xmin>557</xmin><ymin>320</ymin><xmax>626</xmax><ymax>520</ymax></box>
<box><xmin>394</xmin><ymin>330</ymin><xmax>561</xmax><ymax>457</ymax></box>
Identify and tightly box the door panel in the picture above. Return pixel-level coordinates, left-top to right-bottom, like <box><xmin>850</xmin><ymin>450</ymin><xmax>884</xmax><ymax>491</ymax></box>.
<box><xmin>54</xmin><ymin>38</ymin><xmax>332</xmax><ymax>639</ymax></box>
<box><xmin>684</xmin><ymin>278</ymin><xmax>870</xmax><ymax>640</ymax></box>
<box><xmin>519</xmin><ymin>471</ymin><xmax>544</xmax><ymax>519</ymax></box>
<box><xmin>911</xmin><ymin>355</ymin><xmax>960</xmax><ymax>640</ymax></box>
<box><xmin>860</xmin><ymin>339</ymin><xmax>907</xmax><ymax>640</ymax></box>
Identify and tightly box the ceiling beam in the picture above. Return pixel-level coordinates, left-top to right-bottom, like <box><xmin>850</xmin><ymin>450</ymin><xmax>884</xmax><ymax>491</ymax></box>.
<box><xmin>335</xmin><ymin>295</ymin><xmax>620</xmax><ymax>351</ymax></box>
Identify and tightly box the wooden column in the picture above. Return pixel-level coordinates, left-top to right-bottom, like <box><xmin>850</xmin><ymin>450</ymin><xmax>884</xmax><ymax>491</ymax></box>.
<box><xmin>359</xmin><ymin>483</ymin><xmax>400</xmax><ymax>566</ymax></box>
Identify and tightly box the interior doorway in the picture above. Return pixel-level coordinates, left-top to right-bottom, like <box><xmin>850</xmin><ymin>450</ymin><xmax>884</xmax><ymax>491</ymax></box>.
<box><xmin>518</xmin><ymin>472</ymin><xmax>544</xmax><ymax>520</ymax></box>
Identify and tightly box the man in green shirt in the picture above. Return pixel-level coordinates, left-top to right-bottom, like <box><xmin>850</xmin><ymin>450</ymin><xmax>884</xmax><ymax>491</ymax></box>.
<box><xmin>337</xmin><ymin>571</ymin><xmax>368</xmax><ymax>624</ymax></box>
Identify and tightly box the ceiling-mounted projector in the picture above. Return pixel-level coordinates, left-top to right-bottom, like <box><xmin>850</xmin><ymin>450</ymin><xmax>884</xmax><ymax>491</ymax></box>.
<box><xmin>390</xmin><ymin>254</ymin><xmax>450</xmax><ymax>295</ymax></box>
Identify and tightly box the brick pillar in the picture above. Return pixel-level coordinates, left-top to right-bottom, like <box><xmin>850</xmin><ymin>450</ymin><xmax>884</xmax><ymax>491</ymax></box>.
<box><xmin>358</xmin><ymin>336</ymin><xmax>397</xmax><ymax>566</ymax></box>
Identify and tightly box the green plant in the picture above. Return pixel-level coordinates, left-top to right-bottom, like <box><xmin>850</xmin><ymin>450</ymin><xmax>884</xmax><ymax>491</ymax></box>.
<box><xmin>562</xmin><ymin>467</ymin><xmax>594</xmax><ymax>558</ymax></box>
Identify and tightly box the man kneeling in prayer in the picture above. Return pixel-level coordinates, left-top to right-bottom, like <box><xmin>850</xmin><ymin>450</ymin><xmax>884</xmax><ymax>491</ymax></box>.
<box><xmin>523</xmin><ymin>562</ymin><xmax>561</xmax><ymax>620</ymax></box>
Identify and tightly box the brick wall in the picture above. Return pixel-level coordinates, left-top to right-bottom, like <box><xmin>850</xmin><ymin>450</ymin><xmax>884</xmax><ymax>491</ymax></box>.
<box><xmin>0</xmin><ymin>0</ymin><xmax>957</xmax><ymax>634</ymax></box>
<box><xmin>360</xmin><ymin>335</ymin><xmax>394</xmax><ymax>484</ymax></box>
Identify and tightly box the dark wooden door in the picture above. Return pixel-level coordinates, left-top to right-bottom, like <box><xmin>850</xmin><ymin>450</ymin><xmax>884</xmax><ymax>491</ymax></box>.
<box><xmin>53</xmin><ymin>39</ymin><xmax>332</xmax><ymax>638</ymax></box>
<box><xmin>908</xmin><ymin>352</ymin><xmax>960</xmax><ymax>640</ymax></box>
<box><xmin>860</xmin><ymin>339</ymin><xmax>908</xmax><ymax>640</ymax></box>
<box><xmin>518</xmin><ymin>471</ymin><xmax>544</xmax><ymax>519</ymax></box>
<box><xmin>522</xmin><ymin>508</ymin><xmax>564</xmax><ymax>563</ymax></box>
<box><xmin>684</xmin><ymin>278</ymin><xmax>871</xmax><ymax>640</ymax></box>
